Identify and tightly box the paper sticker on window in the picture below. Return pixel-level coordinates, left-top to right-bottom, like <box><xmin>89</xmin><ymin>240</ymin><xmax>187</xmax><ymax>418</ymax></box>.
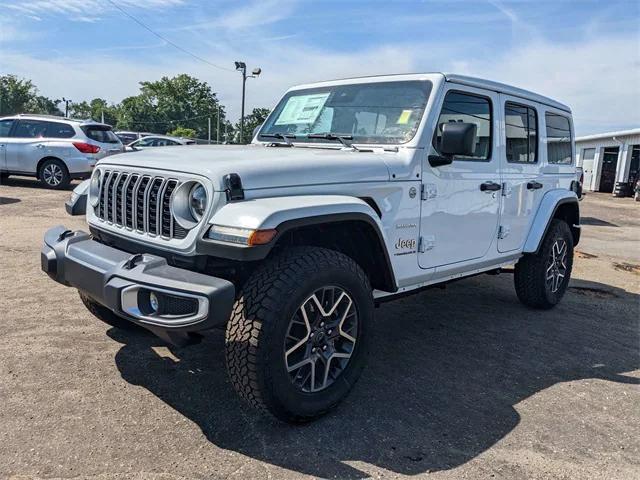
<box><xmin>396</xmin><ymin>109</ymin><xmax>412</xmax><ymax>125</ymax></box>
<box><xmin>275</xmin><ymin>93</ymin><xmax>331</xmax><ymax>125</ymax></box>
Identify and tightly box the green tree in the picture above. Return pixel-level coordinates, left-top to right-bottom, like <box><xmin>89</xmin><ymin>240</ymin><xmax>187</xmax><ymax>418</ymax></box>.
<box><xmin>0</xmin><ymin>74</ymin><xmax>62</xmax><ymax>116</ymax></box>
<box><xmin>236</xmin><ymin>107</ymin><xmax>271</xmax><ymax>143</ymax></box>
<box><xmin>168</xmin><ymin>126</ymin><xmax>196</xmax><ymax>138</ymax></box>
<box><xmin>70</xmin><ymin>98</ymin><xmax>119</xmax><ymax>125</ymax></box>
<box><xmin>120</xmin><ymin>74</ymin><xmax>223</xmax><ymax>138</ymax></box>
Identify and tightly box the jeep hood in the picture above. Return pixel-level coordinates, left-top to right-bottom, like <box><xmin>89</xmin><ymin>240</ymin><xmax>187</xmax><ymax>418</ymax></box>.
<box><xmin>98</xmin><ymin>144</ymin><xmax>393</xmax><ymax>191</ymax></box>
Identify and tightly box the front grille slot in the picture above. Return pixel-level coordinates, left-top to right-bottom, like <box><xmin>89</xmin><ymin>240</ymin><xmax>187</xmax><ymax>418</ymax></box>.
<box><xmin>95</xmin><ymin>170</ymin><xmax>187</xmax><ymax>240</ymax></box>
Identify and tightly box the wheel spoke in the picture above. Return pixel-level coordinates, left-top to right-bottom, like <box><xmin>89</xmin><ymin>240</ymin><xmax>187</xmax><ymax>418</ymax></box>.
<box><xmin>285</xmin><ymin>303</ymin><xmax>312</xmax><ymax>359</ymax></box>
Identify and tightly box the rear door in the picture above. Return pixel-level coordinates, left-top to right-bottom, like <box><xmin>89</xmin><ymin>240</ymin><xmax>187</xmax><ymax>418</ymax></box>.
<box><xmin>419</xmin><ymin>86</ymin><xmax>501</xmax><ymax>269</ymax></box>
<box><xmin>498</xmin><ymin>95</ymin><xmax>544</xmax><ymax>253</ymax></box>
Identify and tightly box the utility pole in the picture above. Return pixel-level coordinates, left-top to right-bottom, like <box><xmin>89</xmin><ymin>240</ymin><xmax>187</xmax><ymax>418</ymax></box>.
<box><xmin>101</xmin><ymin>110</ymin><xmax>105</xmax><ymax>123</ymax></box>
<box><xmin>234</xmin><ymin>62</ymin><xmax>261</xmax><ymax>144</ymax></box>
<box><xmin>208</xmin><ymin>117</ymin><xmax>211</xmax><ymax>145</ymax></box>
<box><xmin>216</xmin><ymin>104</ymin><xmax>220</xmax><ymax>145</ymax></box>
<box><xmin>62</xmin><ymin>97</ymin><xmax>72</xmax><ymax>118</ymax></box>
<box><xmin>224</xmin><ymin>122</ymin><xmax>228</xmax><ymax>144</ymax></box>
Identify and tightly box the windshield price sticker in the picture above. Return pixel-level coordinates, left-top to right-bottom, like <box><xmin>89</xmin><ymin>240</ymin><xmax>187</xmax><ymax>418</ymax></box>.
<box><xmin>275</xmin><ymin>93</ymin><xmax>330</xmax><ymax>125</ymax></box>
<box><xmin>396</xmin><ymin>109</ymin><xmax>413</xmax><ymax>125</ymax></box>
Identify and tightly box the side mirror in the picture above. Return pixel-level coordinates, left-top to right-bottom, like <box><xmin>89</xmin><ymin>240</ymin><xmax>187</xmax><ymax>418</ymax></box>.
<box><xmin>429</xmin><ymin>122</ymin><xmax>477</xmax><ymax>167</ymax></box>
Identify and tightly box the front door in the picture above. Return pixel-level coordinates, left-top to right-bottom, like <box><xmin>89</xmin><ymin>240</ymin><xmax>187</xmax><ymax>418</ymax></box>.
<box><xmin>498</xmin><ymin>95</ymin><xmax>544</xmax><ymax>253</ymax></box>
<box><xmin>0</xmin><ymin>118</ymin><xmax>15</xmax><ymax>171</ymax></box>
<box><xmin>419</xmin><ymin>87</ymin><xmax>500</xmax><ymax>269</ymax></box>
<box><xmin>5</xmin><ymin>119</ymin><xmax>50</xmax><ymax>173</ymax></box>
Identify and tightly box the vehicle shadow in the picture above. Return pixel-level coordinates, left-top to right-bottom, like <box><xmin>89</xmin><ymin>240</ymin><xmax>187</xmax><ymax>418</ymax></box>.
<box><xmin>109</xmin><ymin>274</ymin><xmax>639</xmax><ymax>478</ymax></box>
<box><xmin>0</xmin><ymin>176</ymin><xmax>78</xmax><ymax>190</ymax></box>
<box><xmin>0</xmin><ymin>197</ymin><xmax>21</xmax><ymax>205</ymax></box>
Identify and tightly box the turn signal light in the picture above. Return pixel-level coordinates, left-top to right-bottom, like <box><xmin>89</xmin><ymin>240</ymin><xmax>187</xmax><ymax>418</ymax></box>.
<box><xmin>247</xmin><ymin>229</ymin><xmax>277</xmax><ymax>246</ymax></box>
<box><xmin>73</xmin><ymin>142</ymin><xmax>101</xmax><ymax>154</ymax></box>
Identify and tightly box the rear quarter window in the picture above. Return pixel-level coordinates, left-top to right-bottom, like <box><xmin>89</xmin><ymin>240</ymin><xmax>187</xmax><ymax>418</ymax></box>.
<box><xmin>46</xmin><ymin>122</ymin><xmax>76</xmax><ymax>138</ymax></box>
<box><xmin>81</xmin><ymin>125</ymin><xmax>121</xmax><ymax>144</ymax></box>
<box><xmin>545</xmin><ymin>113</ymin><xmax>573</xmax><ymax>165</ymax></box>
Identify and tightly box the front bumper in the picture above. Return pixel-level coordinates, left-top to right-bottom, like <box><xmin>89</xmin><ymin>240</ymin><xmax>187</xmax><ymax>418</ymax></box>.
<box><xmin>41</xmin><ymin>226</ymin><xmax>235</xmax><ymax>343</ymax></box>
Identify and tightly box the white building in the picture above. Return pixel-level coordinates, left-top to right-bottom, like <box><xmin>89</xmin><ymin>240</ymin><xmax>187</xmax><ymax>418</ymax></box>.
<box><xmin>575</xmin><ymin>128</ymin><xmax>640</xmax><ymax>194</ymax></box>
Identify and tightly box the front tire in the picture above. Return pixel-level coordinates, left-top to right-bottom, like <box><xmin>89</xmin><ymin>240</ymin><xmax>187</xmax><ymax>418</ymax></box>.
<box><xmin>225</xmin><ymin>247</ymin><xmax>373</xmax><ymax>423</ymax></box>
<box><xmin>39</xmin><ymin>159</ymin><xmax>70</xmax><ymax>189</ymax></box>
<box><xmin>79</xmin><ymin>292</ymin><xmax>138</xmax><ymax>330</ymax></box>
<box><xmin>514</xmin><ymin>219</ymin><xmax>574</xmax><ymax>309</ymax></box>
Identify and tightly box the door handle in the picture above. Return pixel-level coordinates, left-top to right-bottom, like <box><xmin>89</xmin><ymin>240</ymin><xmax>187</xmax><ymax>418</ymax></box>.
<box><xmin>527</xmin><ymin>181</ymin><xmax>543</xmax><ymax>190</ymax></box>
<box><xmin>480</xmin><ymin>181</ymin><xmax>502</xmax><ymax>192</ymax></box>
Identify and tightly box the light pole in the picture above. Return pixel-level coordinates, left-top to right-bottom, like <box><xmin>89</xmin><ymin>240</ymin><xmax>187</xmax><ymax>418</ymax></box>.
<box><xmin>62</xmin><ymin>97</ymin><xmax>72</xmax><ymax>118</ymax></box>
<box><xmin>235</xmin><ymin>61</ymin><xmax>261</xmax><ymax>144</ymax></box>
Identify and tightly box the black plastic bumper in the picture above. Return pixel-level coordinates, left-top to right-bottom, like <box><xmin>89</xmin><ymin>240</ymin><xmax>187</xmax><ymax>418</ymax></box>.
<box><xmin>41</xmin><ymin>226</ymin><xmax>235</xmax><ymax>343</ymax></box>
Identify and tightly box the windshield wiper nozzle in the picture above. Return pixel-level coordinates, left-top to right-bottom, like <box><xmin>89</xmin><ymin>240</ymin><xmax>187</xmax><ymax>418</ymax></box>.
<box><xmin>260</xmin><ymin>133</ymin><xmax>297</xmax><ymax>146</ymax></box>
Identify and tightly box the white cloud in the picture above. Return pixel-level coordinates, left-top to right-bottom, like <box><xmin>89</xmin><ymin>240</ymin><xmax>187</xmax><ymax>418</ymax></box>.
<box><xmin>449</xmin><ymin>34</ymin><xmax>640</xmax><ymax>135</ymax></box>
<box><xmin>5</xmin><ymin>0</ymin><xmax>184</xmax><ymax>21</ymax></box>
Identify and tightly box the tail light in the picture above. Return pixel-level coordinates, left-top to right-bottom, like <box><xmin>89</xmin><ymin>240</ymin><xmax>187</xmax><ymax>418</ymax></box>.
<box><xmin>73</xmin><ymin>142</ymin><xmax>100</xmax><ymax>154</ymax></box>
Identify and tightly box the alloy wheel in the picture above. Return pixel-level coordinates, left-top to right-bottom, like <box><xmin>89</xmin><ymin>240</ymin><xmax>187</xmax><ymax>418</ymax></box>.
<box><xmin>43</xmin><ymin>164</ymin><xmax>63</xmax><ymax>186</ymax></box>
<box><xmin>284</xmin><ymin>286</ymin><xmax>358</xmax><ymax>393</ymax></box>
<box><xmin>546</xmin><ymin>239</ymin><xmax>568</xmax><ymax>293</ymax></box>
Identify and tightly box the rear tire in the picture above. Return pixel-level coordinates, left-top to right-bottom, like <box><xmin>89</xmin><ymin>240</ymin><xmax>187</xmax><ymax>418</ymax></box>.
<box><xmin>514</xmin><ymin>219</ymin><xmax>574</xmax><ymax>309</ymax></box>
<box><xmin>79</xmin><ymin>292</ymin><xmax>138</xmax><ymax>330</ymax></box>
<box><xmin>225</xmin><ymin>247</ymin><xmax>373</xmax><ymax>423</ymax></box>
<box><xmin>0</xmin><ymin>172</ymin><xmax>9</xmax><ymax>184</ymax></box>
<box><xmin>39</xmin><ymin>159</ymin><xmax>70</xmax><ymax>189</ymax></box>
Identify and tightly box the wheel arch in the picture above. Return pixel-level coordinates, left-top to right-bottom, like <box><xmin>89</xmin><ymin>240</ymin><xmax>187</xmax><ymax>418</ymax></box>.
<box><xmin>197</xmin><ymin>195</ymin><xmax>397</xmax><ymax>293</ymax></box>
<box><xmin>523</xmin><ymin>190</ymin><xmax>580</xmax><ymax>254</ymax></box>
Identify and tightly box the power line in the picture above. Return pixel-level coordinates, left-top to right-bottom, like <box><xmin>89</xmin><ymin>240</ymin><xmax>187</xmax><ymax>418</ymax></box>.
<box><xmin>105</xmin><ymin>0</ymin><xmax>235</xmax><ymax>73</ymax></box>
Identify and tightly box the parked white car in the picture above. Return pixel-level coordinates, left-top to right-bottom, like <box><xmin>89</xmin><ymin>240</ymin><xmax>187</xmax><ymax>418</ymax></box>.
<box><xmin>115</xmin><ymin>131</ymin><xmax>153</xmax><ymax>145</ymax></box>
<box><xmin>126</xmin><ymin>135</ymin><xmax>195</xmax><ymax>151</ymax></box>
<box><xmin>42</xmin><ymin>73</ymin><xmax>582</xmax><ymax>422</ymax></box>
<box><xmin>0</xmin><ymin>114</ymin><xmax>123</xmax><ymax>189</ymax></box>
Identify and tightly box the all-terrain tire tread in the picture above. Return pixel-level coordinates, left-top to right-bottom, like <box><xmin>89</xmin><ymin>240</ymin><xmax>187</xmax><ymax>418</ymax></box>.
<box><xmin>225</xmin><ymin>246</ymin><xmax>371</xmax><ymax>422</ymax></box>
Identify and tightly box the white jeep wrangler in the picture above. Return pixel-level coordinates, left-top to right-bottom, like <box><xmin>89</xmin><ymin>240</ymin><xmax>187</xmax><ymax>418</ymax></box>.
<box><xmin>42</xmin><ymin>73</ymin><xmax>582</xmax><ymax>423</ymax></box>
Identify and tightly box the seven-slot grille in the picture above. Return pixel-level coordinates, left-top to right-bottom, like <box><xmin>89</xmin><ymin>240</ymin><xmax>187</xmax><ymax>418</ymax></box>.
<box><xmin>95</xmin><ymin>171</ymin><xmax>187</xmax><ymax>239</ymax></box>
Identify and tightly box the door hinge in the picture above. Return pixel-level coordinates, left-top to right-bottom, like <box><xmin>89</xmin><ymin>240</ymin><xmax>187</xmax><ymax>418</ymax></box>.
<box><xmin>418</xmin><ymin>235</ymin><xmax>435</xmax><ymax>252</ymax></box>
<box><xmin>498</xmin><ymin>225</ymin><xmax>511</xmax><ymax>239</ymax></box>
<box><xmin>421</xmin><ymin>183</ymin><xmax>437</xmax><ymax>201</ymax></box>
<box><xmin>501</xmin><ymin>182</ymin><xmax>512</xmax><ymax>197</ymax></box>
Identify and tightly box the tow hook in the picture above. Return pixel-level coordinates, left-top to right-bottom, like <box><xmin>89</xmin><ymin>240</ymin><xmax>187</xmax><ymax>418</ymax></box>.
<box><xmin>123</xmin><ymin>253</ymin><xmax>145</xmax><ymax>270</ymax></box>
<box><xmin>57</xmin><ymin>229</ymin><xmax>75</xmax><ymax>242</ymax></box>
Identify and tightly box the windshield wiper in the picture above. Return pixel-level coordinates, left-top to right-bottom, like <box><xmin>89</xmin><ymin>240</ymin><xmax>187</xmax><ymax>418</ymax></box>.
<box><xmin>260</xmin><ymin>133</ymin><xmax>296</xmax><ymax>146</ymax></box>
<box><xmin>307</xmin><ymin>133</ymin><xmax>360</xmax><ymax>150</ymax></box>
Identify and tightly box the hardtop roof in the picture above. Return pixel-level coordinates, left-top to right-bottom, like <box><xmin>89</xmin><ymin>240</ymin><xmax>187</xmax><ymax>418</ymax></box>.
<box><xmin>288</xmin><ymin>72</ymin><xmax>571</xmax><ymax>114</ymax></box>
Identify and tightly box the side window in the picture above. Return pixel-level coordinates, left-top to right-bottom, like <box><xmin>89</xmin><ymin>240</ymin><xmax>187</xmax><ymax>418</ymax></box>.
<box><xmin>12</xmin><ymin>120</ymin><xmax>48</xmax><ymax>138</ymax></box>
<box><xmin>46</xmin><ymin>122</ymin><xmax>75</xmax><ymax>138</ymax></box>
<box><xmin>433</xmin><ymin>91</ymin><xmax>492</xmax><ymax>161</ymax></box>
<box><xmin>546</xmin><ymin>112</ymin><xmax>573</xmax><ymax>164</ymax></box>
<box><xmin>0</xmin><ymin>119</ymin><xmax>14</xmax><ymax>137</ymax></box>
<box><xmin>505</xmin><ymin>102</ymin><xmax>538</xmax><ymax>163</ymax></box>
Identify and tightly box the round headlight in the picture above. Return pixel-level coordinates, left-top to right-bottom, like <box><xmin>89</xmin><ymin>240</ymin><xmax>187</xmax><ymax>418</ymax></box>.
<box><xmin>89</xmin><ymin>169</ymin><xmax>101</xmax><ymax>207</ymax></box>
<box><xmin>188</xmin><ymin>183</ymin><xmax>207</xmax><ymax>221</ymax></box>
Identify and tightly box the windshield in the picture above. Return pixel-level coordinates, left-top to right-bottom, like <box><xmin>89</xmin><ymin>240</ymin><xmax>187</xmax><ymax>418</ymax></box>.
<box><xmin>259</xmin><ymin>80</ymin><xmax>432</xmax><ymax>145</ymax></box>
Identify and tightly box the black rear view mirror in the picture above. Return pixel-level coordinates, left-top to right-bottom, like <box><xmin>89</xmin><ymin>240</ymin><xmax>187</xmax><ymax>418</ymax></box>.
<box><xmin>429</xmin><ymin>122</ymin><xmax>477</xmax><ymax>168</ymax></box>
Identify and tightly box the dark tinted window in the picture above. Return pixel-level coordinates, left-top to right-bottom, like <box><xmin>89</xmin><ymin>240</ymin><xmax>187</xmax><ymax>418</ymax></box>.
<box><xmin>13</xmin><ymin>120</ymin><xmax>48</xmax><ymax>138</ymax></box>
<box><xmin>546</xmin><ymin>113</ymin><xmax>572</xmax><ymax>164</ymax></box>
<box><xmin>505</xmin><ymin>102</ymin><xmax>537</xmax><ymax>163</ymax></box>
<box><xmin>81</xmin><ymin>125</ymin><xmax>120</xmax><ymax>144</ymax></box>
<box><xmin>46</xmin><ymin>122</ymin><xmax>75</xmax><ymax>138</ymax></box>
<box><xmin>0</xmin><ymin>119</ymin><xmax>14</xmax><ymax>137</ymax></box>
<box><xmin>116</xmin><ymin>133</ymin><xmax>138</xmax><ymax>145</ymax></box>
<box><xmin>433</xmin><ymin>91</ymin><xmax>492</xmax><ymax>161</ymax></box>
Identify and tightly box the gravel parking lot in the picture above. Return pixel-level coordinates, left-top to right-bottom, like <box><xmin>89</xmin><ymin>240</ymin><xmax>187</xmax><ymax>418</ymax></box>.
<box><xmin>1</xmin><ymin>177</ymin><xmax>638</xmax><ymax>480</ymax></box>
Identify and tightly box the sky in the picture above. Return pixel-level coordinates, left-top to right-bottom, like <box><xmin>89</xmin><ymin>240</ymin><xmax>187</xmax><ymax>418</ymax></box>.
<box><xmin>1</xmin><ymin>0</ymin><xmax>639</xmax><ymax>136</ymax></box>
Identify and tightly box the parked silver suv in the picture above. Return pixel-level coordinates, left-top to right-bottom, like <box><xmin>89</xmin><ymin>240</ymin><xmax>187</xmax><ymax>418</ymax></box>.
<box><xmin>0</xmin><ymin>114</ymin><xmax>124</xmax><ymax>189</ymax></box>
